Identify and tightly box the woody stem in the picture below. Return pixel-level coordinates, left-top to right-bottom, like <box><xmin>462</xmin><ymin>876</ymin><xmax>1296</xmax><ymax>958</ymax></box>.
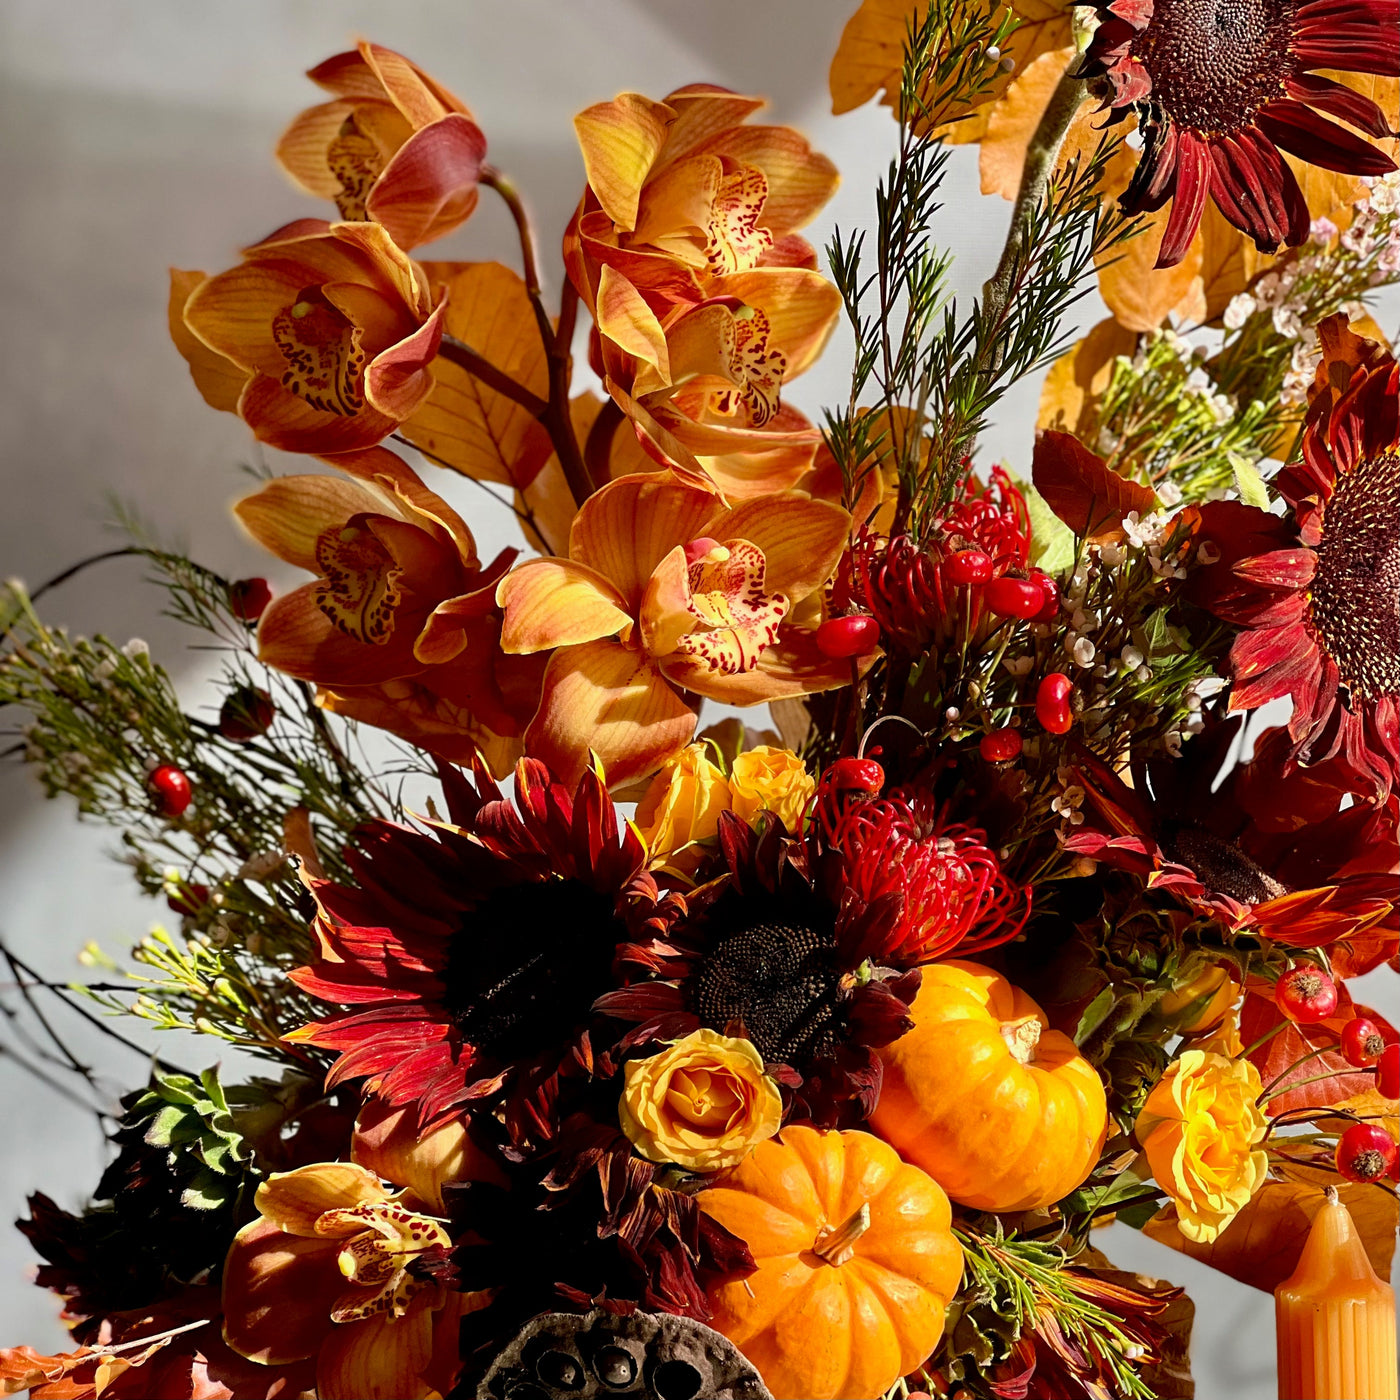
<box><xmin>483</xmin><ymin>166</ymin><xmax>593</xmax><ymax>509</ymax></box>
<box><xmin>981</xmin><ymin>64</ymin><xmax>1087</xmax><ymax>357</ymax></box>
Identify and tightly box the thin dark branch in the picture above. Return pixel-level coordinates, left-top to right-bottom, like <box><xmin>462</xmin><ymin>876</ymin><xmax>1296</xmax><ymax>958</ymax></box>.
<box><xmin>436</xmin><ymin>335</ymin><xmax>550</xmax><ymax>418</ymax></box>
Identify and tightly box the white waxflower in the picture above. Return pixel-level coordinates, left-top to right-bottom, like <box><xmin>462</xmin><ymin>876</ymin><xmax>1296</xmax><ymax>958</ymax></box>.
<box><xmin>1222</xmin><ymin>293</ymin><xmax>1257</xmax><ymax>330</ymax></box>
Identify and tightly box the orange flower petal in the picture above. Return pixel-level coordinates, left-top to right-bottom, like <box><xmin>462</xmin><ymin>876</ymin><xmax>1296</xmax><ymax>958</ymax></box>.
<box><xmin>711</xmin><ymin>493</ymin><xmax>850</xmax><ymax>604</ymax></box>
<box><xmin>597</xmin><ymin>265</ymin><xmax>671</xmax><ymax>387</ymax></box>
<box><xmin>254</xmin><ymin>1161</ymin><xmax>386</xmax><ymax>1236</ymax></box>
<box><xmin>235</xmin><ymin>473</ymin><xmax>385</xmax><ymax>570</ymax></box>
<box><xmin>315</xmin><ymin>1305</ymin><xmax>435</xmax><ymax>1400</ymax></box>
<box><xmin>659</xmin><ymin>87</ymin><xmax>766</xmax><ymax>160</ymax></box>
<box><xmin>709</xmin><ymin>266</ymin><xmax>843</xmax><ymax>379</ymax></box>
<box><xmin>660</xmin><ymin>627</ymin><xmax>863</xmax><ymax>706</ymax></box>
<box><xmin>497</xmin><ymin>557</ymin><xmax>632</xmax><ymax>653</ymax></box>
<box><xmin>238</xmin><ymin>374</ymin><xmax>398</xmax><ymax>454</ymax></box>
<box><xmin>168</xmin><ymin>269</ymin><xmax>249</xmax><ymax>413</ymax></box>
<box><xmin>358</xmin><ymin>40</ymin><xmax>467</xmax><ymax>126</ymax></box>
<box><xmin>258</xmin><ymin>584</ymin><xmax>424</xmax><ymax>684</ymax></box>
<box><xmin>366</xmin><ymin>114</ymin><xmax>487</xmax><ymax>250</ymax></box>
<box><xmin>689</xmin><ymin>124</ymin><xmax>839</xmax><ymax>235</ymax></box>
<box><xmin>221</xmin><ymin>1217</ymin><xmax>344</xmax><ymax>1365</ymax></box>
<box><xmin>639</xmin><ymin>544</ymin><xmax>699</xmax><ymax>656</ymax></box>
<box><xmin>364</xmin><ymin>300</ymin><xmax>446</xmax><ymax>420</ymax></box>
<box><xmin>568</xmin><ymin>473</ymin><xmax>720</xmax><ymax>611</ymax></box>
<box><xmin>574</xmin><ymin>93</ymin><xmax>675</xmax><ymax>232</ymax></box>
<box><xmin>276</xmin><ymin>98</ymin><xmax>359</xmax><ymax>199</ymax></box>
<box><xmin>525</xmin><ymin>639</ymin><xmax>697</xmax><ymax>787</ymax></box>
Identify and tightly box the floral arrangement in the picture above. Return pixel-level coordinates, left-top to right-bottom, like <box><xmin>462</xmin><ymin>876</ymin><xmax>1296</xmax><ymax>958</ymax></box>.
<box><xmin>1</xmin><ymin>5</ymin><xmax>1397</xmax><ymax>1399</ymax></box>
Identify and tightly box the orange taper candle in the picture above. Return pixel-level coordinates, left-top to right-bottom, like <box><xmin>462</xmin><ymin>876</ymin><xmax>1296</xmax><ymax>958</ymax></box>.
<box><xmin>1275</xmin><ymin>1187</ymin><xmax>1397</xmax><ymax>1400</ymax></box>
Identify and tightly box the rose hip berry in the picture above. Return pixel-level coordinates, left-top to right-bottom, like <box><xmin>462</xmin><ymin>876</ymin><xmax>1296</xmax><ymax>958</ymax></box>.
<box><xmin>1029</xmin><ymin>568</ymin><xmax>1059</xmax><ymax>623</ymax></box>
<box><xmin>1340</xmin><ymin>1016</ymin><xmax>1385</xmax><ymax>1068</ymax></box>
<box><xmin>1376</xmin><ymin>1042</ymin><xmax>1399</xmax><ymax>1100</ymax></box>
<box><xmin>1274</xmin><ymin>965</ymin><xmax>1338</xmax><ymax>1023</ymax></box>
<box><xmin>1334</xmin><ymin>1122</ymin><xmax>1398</xmax><ymax>1183</ymax></box>
<box><xmin>1035</xmin><ymin>673</ymin><xmax>1074</xmax><ymax>735</ymax></box>
<box><xmin>983</xmin><ymin>576</ymin><xmax>1045</xmax><ymax>620</ymax></box>
<box><xmin>816</xmin><ymin>615</ymin><xmax>881</xmax><ymax>659</ymax></box>
<box><xmin>148</xmin><ymin>765</ymin><xmax>193</xmax><ymax>818</ymax></box>
<box><xmin>229</xmin><ymin>577</ymin><xmax>272</xmax><ymax>622</ymax></box>
<box><xmin>944</xmin><ymin>549</ymin><xmax>994</xmax><ymax>586</ymax></box>
<box><xmin>979</xmin><ymin>727</ymin><xmax>1023</xmax><ymax>763</ymax></box>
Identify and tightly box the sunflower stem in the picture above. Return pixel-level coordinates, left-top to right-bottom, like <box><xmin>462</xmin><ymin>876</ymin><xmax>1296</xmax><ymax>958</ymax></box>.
<box><xmin>981</xmin><ymin>63</ymin><xmax>1088</xmax><ymax>353</ymax></box>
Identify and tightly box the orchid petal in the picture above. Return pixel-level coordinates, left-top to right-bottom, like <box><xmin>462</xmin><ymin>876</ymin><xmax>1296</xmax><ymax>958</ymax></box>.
<box><xmin>573</xmin><ymin>93</ymin><xmax>675</xmax><ymax>232</ymax></box>
<box><xmin>497</xmin><ymin>557</ymin><xmax>631</xmax><ymax>653</ymax></box>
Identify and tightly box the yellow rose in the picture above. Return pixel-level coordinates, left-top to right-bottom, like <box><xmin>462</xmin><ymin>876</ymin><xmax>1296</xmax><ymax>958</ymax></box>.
<box><xmin>619</xmin><ymin>1029</ymin><xmax>783</xmax><ymax>1172</ymax></box>
<box><xmin>634</xmin><ymin>744</ymin><xmax>731</xmax><ymax>875</ymax></box>
<box><xmin>1135</xmin><ymin>1048</ymin><xmax>1268</xmax><ymax>1243</ymax></box>
<box><xmin>728</xmin><ymin>746</ymin><xmax>816</xmax><ymax>833</ymax></box>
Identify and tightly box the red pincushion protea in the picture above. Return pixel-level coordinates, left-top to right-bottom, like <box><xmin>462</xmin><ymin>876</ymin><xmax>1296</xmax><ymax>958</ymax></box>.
<box><xmin>1064</xmin><ymin>717</ymin><xmax>1398</xmax><ymax>952</ymax></box>
<box><xmin>822</xmin><ymin>786</ymin><xmax>1031</xmax><ymax>965</ymax></box>
<box><xmin>1190</xmin><ymin>315</ymin><xmax>1399</xmax><ymax>798</ymax></box>
<box><xmin>1083</xmin><ymin>0</ymin><xmax>1399</xmax><ymax>268</ymax></box>
<box><xmin>847</xmin><ymin>466</ymin><xmax>1032</xmax><ymax>654</ymax></box>
<box><xmin>285</xmin><ymin>757</ymin><xmax>679</xmax><ymax>1149</ymax></box>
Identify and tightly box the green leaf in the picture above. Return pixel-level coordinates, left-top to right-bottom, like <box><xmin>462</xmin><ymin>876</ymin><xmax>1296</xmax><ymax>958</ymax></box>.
<box><xmin>1229</xmin><ymin>452</ymin><xmax>1270</xmax><ymax>510</ymax></box>
<box><xmin>143</xmin><ymin>1104</ymin><xmax>186</xmax><ymax>1149</ymax></box>
<box><xmin>1074</xmin><ymin>985</ymin><xmax>1117</xmax><ymax>1047</ymax></box>
<box><xmin>1015</xmin><ymin>474</ymin><xmax>1077</xmax><ymax>573</ymax></box>
<box><xmin>1117</xmin><ymin>1198</ymin><xmax>1161</xmax><ymax>1230</ymax></box>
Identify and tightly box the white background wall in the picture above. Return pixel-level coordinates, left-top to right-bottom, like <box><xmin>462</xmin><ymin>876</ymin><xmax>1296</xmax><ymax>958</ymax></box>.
<box><xmin>0</xmin><ymin>2</ymin><xmax>1394</xmax><ymax>1392</ymax></box>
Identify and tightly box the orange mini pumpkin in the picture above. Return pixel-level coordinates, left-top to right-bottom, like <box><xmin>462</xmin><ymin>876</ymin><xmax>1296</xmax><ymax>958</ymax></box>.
<box><xmin>872</xmin><ymin>960</ymin><xmax>1108</xmax><ymax>1212</ymax></box>
<box><xmin>697</xmin><ymin>1126</ymin><xmax>963</xmax><ymax>1400</ymax></box>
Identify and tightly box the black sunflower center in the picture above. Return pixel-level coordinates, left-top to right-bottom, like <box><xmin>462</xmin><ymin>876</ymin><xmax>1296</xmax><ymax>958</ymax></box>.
<box><xmin>690</xmin><ymin>909</ymin><xmax>847</xmax><ymax>1066</ymax></box>
<box><xmin>1310</xmin><ymin>450</ymin><xmax>1400</xmax><ymax>702</ymax></box>
<box><xmin>1162</xmin><ymin>824</ymin><xmax>1289</xmax><ymax>904</ymax></box>
<box><xmin>442</xmin><ymin>879</ymin><xmax>620</xmax><ymax>1063</ymax></box>
<box><xmin>1131</xmin><ymin>0</ymin><xmax>1296</xmax><ymax>135</ymax></box>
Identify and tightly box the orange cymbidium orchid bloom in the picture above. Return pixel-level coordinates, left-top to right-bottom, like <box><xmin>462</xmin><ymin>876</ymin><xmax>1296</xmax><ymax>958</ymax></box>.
<box><xmin>568</xmin><ymin>84</ymin><xmax>838</xmax><ymax>294</ymax></box>
<box><xmin>496</xmin><ymin>473</ymin><xmax>860</xmax><ymax>786</ymax></box>
<box><xmin>235</xmin><ymin>447</ymin><xmax>539</xmax><ymax>775</ymax></box>
<box><xmin>221</xmin><ymin>1160</ymin><xmax>487</xmax><ymax>1400</ymax></box>
<box><xmin>564</xmin><ymin>85</ymin><xmax>842</xmax><ymax>481</ymax></box>
<box><xmin>173</xmin><ymin>220</ymin><xmax>445</xmax><ymax>454</ymax></box>
<box><xmin>592</xmin><ymin>268</ymin><xmax>842</xmax><ymax>482</ymax></box>
<box><xmin>277</xmin><ymin>41</ymin><xmax>487</xmax><ymax>251</ymax></box>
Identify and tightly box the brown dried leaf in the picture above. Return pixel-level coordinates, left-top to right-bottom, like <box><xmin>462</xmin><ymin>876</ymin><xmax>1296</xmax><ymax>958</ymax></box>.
<box><xmin>1142</xmin><ymin>1172</ymin><xmax>1397</xmax><ymax>1294</ymax></box>
<box><xmin>1032</xmin><ymin>429</ymin><xmax>1157</xmax><ymax>539</ymax></box>
<box><xmin>1037</xmin><ymin>316</ymin><xmax>1140</xmax><ymax>436</ymax></box>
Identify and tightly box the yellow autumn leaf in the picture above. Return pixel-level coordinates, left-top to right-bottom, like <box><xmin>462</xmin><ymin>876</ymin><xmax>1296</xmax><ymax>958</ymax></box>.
<box><xmin>400</xmin><ymin>260</ymin><xmax>553</xmax><ymax>487</ymax></box>
<box><xmin>1142</xmin><ymin>1172</ymin><xmax>1397</xmax><ymax>1294</ymax></box>
<box><xmin>1037</xmin><ymin>315</ymin><xmax>1139</xmax><ymax>435</ymax></box>
<box><xmin>829</xmin><ymin>0</ymin><xmax>1071</xmax><ymax>145</ymax></box>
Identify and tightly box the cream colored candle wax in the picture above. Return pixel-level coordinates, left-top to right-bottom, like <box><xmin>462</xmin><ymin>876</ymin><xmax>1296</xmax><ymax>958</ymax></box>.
<box><xmin>1275</xmin><ymin>1188</ymin><xmax>1397</xmax><ymax>1400</ymax></box>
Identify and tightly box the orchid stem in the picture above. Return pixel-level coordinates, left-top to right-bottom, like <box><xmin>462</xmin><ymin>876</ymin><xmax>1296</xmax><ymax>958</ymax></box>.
<box><xmin>483</xmin><ymin>165</ymin><xmax>591</xmax><ymax>509</ymax></box>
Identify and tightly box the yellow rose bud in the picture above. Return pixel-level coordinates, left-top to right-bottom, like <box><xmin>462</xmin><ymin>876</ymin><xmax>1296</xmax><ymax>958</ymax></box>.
<box><xmin>1135</xmin><ymin>1048</ymin><xmax>1268</xmax><ymax>1243</ymax></box>
<box><xmin>634</xmin><ymin>744</ymin><xmax>731</xmax><ymax>875</ymax></box>
<box><xmin>619</xmin><ymin>1029</ymin><xmax>783</xmax><ymax>1172</ymax></box>
<box><xmin>728</xmin><ymin>745</ymin><xmax>816</xmax><ymax>833</ymax></box>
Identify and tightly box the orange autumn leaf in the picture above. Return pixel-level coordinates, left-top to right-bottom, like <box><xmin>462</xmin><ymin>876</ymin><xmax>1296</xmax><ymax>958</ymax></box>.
<box><xmin>1142</xmin><ymin>1175</ymin><xmax>1397</xmax><ymax>1295</ymax></box>
<box><xmin>1037</xmin><ymin>316</ymin><xmax>1139</xmax><ymax>436</ymax></box>
<box><xmin>1032</xmin><ymin>429</ymin><xmax>1157</xmax><ymax>540</ymax></box>
<box><xmin>1096</xmin><ymin>203</ymin><xmax>1207</xmax><ymax>333</ymax></box>
<box><xmin>399</xmin><ymin>261</ymin><xmax>553</xmax><ymax>487</ymax></box>
<box><xmin>829</xmin><ymin>0</ymin><xmax>1072</xmax><ymax>147</ymax></box>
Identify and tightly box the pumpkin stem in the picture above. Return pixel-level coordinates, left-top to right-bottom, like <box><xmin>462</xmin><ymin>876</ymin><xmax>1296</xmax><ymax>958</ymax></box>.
<box><xmin>1000</xmin><ymin>1014</ymin><xmax>1042</xmax><ymax>1064</ymax></box>
<box><xmin>812</xmin><ymin>1203</ymin><xmax>871</xmax><ymax>1267</ymax></box>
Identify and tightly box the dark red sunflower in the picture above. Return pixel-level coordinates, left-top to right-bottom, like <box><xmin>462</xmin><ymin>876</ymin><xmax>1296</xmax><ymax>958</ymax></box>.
<box><xmin>286</xmin><ymin>757</ymin><xmax>682</xmax><ymax>1151</ymax></box>
<box><xmin>1189</xmin><ymin>315</ymin><xmax>1399</xmax><ymax>798</ymax></box>
<box><xmin>597</xmin><ymin>810</ymin><xmax>922</xmax><ymax>1128</ymax></box>
<box><xmin>1082</xmin><ymin>0</ymin><xmax>1399</xmax><ymax>267</ymax></box>
<box><xmin>1063</xmin><ymin>715</ymin><xmax>1398</xmax><ymax>949</ymax></box>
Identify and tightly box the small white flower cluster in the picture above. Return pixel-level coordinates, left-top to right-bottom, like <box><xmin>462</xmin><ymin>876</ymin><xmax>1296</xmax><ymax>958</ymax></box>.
<box><xmin>1051</xmin><ymin>765</ymin><xmax>1086</xmax><ymax>829</ymax></box>
<box><xmin>1345</xmin><ymin>172</ymin><xmax>1400</xmax><ymax>272</ymax></box>
<box><xmin>1121</xmin><ymin>510</ymin><xmax>1188</xmax><ymax>579</ymax></box>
